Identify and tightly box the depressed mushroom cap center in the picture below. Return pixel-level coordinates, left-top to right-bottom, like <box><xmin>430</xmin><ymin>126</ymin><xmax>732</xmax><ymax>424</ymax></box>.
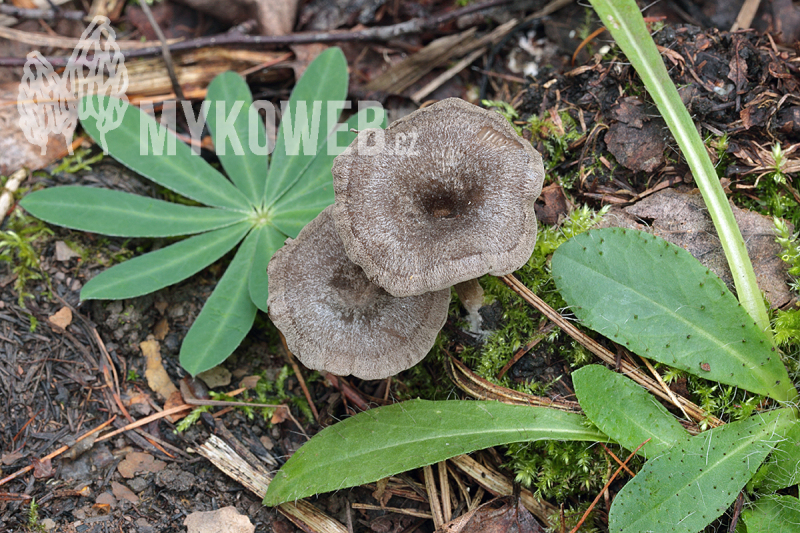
<box><xmin>332</xmin><ymin>98</ymin><xmax>545</xmax><ymax>297</ymax></box>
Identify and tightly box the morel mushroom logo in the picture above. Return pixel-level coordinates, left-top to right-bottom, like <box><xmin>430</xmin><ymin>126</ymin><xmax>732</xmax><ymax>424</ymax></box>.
<box><xmin>18</xmin><ymin>16</ymin><xmax>129</xmax><ymax>155</ymax></box>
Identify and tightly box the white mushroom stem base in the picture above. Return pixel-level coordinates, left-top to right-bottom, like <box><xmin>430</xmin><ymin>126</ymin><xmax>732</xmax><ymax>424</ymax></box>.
<box><xmin>454</xmin><ymin>279</ymin><xmax>485</xmax><ymax>333</ymax></box>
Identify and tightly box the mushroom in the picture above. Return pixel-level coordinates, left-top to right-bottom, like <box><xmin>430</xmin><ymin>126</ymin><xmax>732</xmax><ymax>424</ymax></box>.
<box><xmin>331</xmin><ymin>98</ymin><xmax>545</xmax><ymax>327</ymax></box>
<box><xmin>267</xmin><ymin>205</ymin><xmax>451</xmax><ymax>380</ymax></box>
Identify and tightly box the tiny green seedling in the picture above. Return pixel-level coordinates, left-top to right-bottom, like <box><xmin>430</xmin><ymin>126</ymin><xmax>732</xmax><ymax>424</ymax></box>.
<box><xmin>21</xmin><ymin>48</ymin><xmax>385</xmax><ymax>375</ymax></box>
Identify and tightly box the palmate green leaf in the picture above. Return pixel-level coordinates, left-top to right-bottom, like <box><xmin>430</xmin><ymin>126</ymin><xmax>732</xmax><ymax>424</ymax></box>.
<box><xmin>749</xmin><ymin>419</ymin><xmax>800</xmax><ymax>492</ymax></box>
<box><xmin>206</xmin><ymin>72</ymin><xmax>268</xmax><ymax>202</ymax></box>
<box><xmin>247</xmin><ymin>224</ymin><xmax>286</xmax><ymax>313</ymax></box>
<box><xmin>609</xmin><ymin>408</ymin><xmax>793</xmax><ymax>533</ymax></box>
<box><xmin>180</xmin><ymin>229</ymin><xmax>259</xmax><ymax>375</ymax></box>
<box><xmin>81</xmin><ymin>95</ymin><xmax>251</xmax><ymax>211</ymax></box>
<box><xmin>271</xmin><ymin>106</ymin><xmax>387</xmax><ymax>237</ymax></box>
<box><xmin>20</xmin><ymin>187</ymin><xmax>248</xmax><ymax>237</ymax></box>
<box><xmin>264</xmin><ymin>399</ymin><xmax>606</xmax><ymax>505</ymax></box>
<box><xmin>264</xmin><ymin>47</ymin><xmax>348</xmax><ymax>207</ymax></box>
<box><xmin>572</xmin><ymin>365</ymin><xmax>688</xmax><ymax>458</ymax></box>
<box><xmin>552</xmin><ymin>228</ymin><xmax>793</xmax><ymax>401</ymax></box>
<box><xmin>81</xmin><ymin>222</ymin><xmax>250</xmax><ymax>300</ymax></box>
<box><xmin>741</xmin><ymin>495</ymin><xmax>800</xmax><ymax>533</ymax></box>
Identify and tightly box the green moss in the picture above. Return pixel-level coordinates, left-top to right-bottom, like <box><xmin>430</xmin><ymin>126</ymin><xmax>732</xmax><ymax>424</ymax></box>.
<box><xmin>0</xmin><ymin>209</ymin><xmax>52</xmax><ymax>304</ymax></box>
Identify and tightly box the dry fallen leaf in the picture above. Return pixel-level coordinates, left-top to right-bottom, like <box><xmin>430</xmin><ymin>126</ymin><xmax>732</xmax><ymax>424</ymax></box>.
<box><xmin>141</xmin><ymin>336</ymin><xmax>178</xmax><ymax>401</ymax></box>
<box><xmin>1</xmin><ymin>451</ymin><xmax>24</xmax><ymax>465</ymax></box>
<box><xmin>239</xmin><ymin>375</ymin><xmax>261</xmax><ymax>389</ymax></box>
<box><xmin>197</xmin><ymin>366</ymin><xmax>231</xmax><ymax>389</ymax></box>
<box><xmin>163</xmin><ymin>390</ymin><xmax>189</xmax><ymax>423</ymax></box>
<box><xmin>49</xmin><ymin>306</ymin><xmax>73</xmax><ymax>329</ymax></box>
<box><xmin>184</xmin><ymin>506</ymin><xmax>255</xmax><ymax>533</ymax></box>
<box><xmin>95</xmin><ymin>491</ymin><xmax>116</xmax><ymax>508</ymax></box>
<box><xmin>599</xmin><ymin>188</ymin><xmax>792</xmax><ymax>308</ymax></box>
<box><xmin>111</xmin><ymin>481</ymin><xmax>139</xmax><ymax>504</ymax></box>
<box><xmin>31</xmin><ymin>456</ymin><xmax>54</xmax><ymax>479</ymax></box>
<box><xmin>153</xmin><ymin>316</ymin><xmax>169</xmax><ymax>341</ymax></box>
<box><xmin>438</xmin><ymin>498</ymin><xmax>544</xmax><ymax>533</ymax></box>
<box><xmin>117</xmin><ymin>451</ymin><xmax>167</xmax><ymax>479</ymax></box>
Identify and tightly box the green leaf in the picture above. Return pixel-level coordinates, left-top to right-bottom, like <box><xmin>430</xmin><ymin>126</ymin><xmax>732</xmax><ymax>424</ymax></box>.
<box><xmin>179</xmin><ymin>229</ymin><xmax>259</xmax><ymax>375</ymax></box>
<box><xmin>749</xmin><ymin>419</ymin><xmax>800</xmax><ymax>492</ymax></box>
<box><xmin>264</xmin><ymin>399</ymin><xmax>606</xmax><ymax>505</ymax></box>
<box><xmin>206</xmin><ymin>72</ymin><xmax>268</xmax><ymax>203</ymax></box>
<box><xmin>80</xmin><ymin>95</ymin><xmax>252</xmax><ymax>211</ymax></box>
<box><xmin>742</xmin><ymin>495</ymin><xmax>800</xmax><ymax>533</ymax></box>
<box><xmin>20</xmin><ymin>187</ymin><xmax>248</xmax><ymax>237</ymax></box>
<box><xmin>81</xmin><ymin>222</ymin><xmax>250</xmax><ymax>300</ymax></box>
<box><xmin>609</xmin><ymin>408</ymin><xmax>794</xmax><ymax>533</ymax></box>
<box><xmin>587</xmin><ymin>0</ymin><xmax>771</xmax><ymax>336</ymax></box>
<box><xmin>271</xmin><ymin>106</ymin><xmax>387</xmax><ymax>237</ymax></box>
<box><xmin>572</xmin><ymin>365</ymin><xmax>688</xmax><ymax>458</ymax></box>
<box><xmin>552</xmin><ymin>228</ymin><xmax>793</xmax><ymax>401</ymax></box>
<box><xmin>247</xmin><ymin>224</ymin><xmax>286</xmax><ymax>313</ymax></box>
<box><xmin>264</xmin><ymin>47</ymin><xmax>348</xmax><ymax>207</ymax></box>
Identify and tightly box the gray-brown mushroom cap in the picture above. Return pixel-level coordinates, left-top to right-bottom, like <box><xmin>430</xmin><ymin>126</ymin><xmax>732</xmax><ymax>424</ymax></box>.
<box><xmin>331</xmin><ymin>98</ymin><xmax>545</xmax><ymax>297</ymax></box>
<box><xmin>267</xmin><ymin>205</ymin><xmax>450</xmax><ymax>380</ymax></box>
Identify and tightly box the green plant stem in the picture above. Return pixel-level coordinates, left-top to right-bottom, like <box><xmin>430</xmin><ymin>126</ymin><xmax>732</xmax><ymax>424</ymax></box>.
<box><xmin>588</xmin><ymin>0</ymin><xmax>771</xmax><ymax>338</ymax></box>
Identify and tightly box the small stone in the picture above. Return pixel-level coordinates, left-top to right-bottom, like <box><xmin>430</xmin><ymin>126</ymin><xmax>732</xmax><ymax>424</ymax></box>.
<box><xmin>127</xmin><ymin>476</ymin><xmax>148</xmax><ymax>493</ymax></box>
<box><xmin>41</xmin><ymin>518</ymin><xmax>56</xmax><ymax>531</ymax></box>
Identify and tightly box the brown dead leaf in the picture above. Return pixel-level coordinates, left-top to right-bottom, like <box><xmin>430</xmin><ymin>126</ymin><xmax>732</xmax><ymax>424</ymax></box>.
<box><xmin>49</xmin><ymin>307</ymin><xmax>72</xmax><ymax>329</ymax></box>
<box><xmin>728</xmin><ymin>51</ymin><xmax>748</xmax><ymax>94</ymax></box>
<box><xmin>111</xmin><ymin>481</ymin><xmax>139</xmax><ymax>504</ymax></box>
<box><xmin>197</xmin><ymin>366</ymin><xmax>231</xmax><ymax>389</ymax></box>
<box><xmin>270</xmin><ymin>407</ymin><xmax>289</xmax><ymax>425</ymax></box>
<box><xmin>141</xmin><ymin>336</ymin><xmax>178</xmax><ymax>401</ymax></box>
<box><xmin>95</xmin><ymin>491</ymin><xmax>116</xmax><ymax>509</ymax></box>
<box><xmin>438</xmin><ymin>498</ymin><xmax>543</xmax><ymax>533</ymax></box>
<box><xmin>604</xmin><ymin>121</ymin><xmax>666</xmax><ymax>173</ymax></box>
<box><xmin>534</xmin><ymin>183</ymin><xmax>571</xmax><ymax>226</ymax></box>
<box><xmin>153</xmin><ymin>316</ymin><xmax>169</xmax><ymax>341</ymax></box>
<box><xmin>1</xmin><ymin>451</ymin><xmax>24</xmax><ymax>465</ymax></box>
<box><xmin>184</xmin><ymin>506</ymin><xmax>255</xmax><ymax>533</ymax></box>
<box><xmin>239</xmin><ymin>375</ymin><xmax>261</xmax><ymax>389</ymax></box>
<box><xmin>598</xmin><ymin>188</ymin><xmax>792</xmax><ymax>308</ymax></box>
<box><xmin>31</xmin><ymin>456</ymin><xmax>54</xmax><ymax>479</ymax></box>
<box><xmin>117</xmin><ymin>451</ymin><xmax>166</xmax><ymax>479</ymax></box>
<box><xmin>163</xmin><ymin>390</ymin><xmax>189</xmax><ymax>423</ymax></box>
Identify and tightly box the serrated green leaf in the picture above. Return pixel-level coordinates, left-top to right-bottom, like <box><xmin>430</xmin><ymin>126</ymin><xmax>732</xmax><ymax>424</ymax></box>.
<box><xmin>264</xmin><ymin>47</ymin><xmax>347</xmax><ymax>207</ymax></box>
<box><xmin>271</xmin><ymin>106</ymin><xmax>387</xmax><ymax>237</ymax></box>
<box><xmin>80</xmin><ymin>95</ymin><xmax>251</xmax><ymax>211</ymax></box>
<box><xmin>20</xmin><ymin>187</ymin><xmax>247</xmax><ymax>237</ymax></box>
<box><xmin>552</xmin><ymin>228</ymin><xmax>793</xmax><ymax>401</ymax></box>
<box><xmin>206</xmin><ymin>72</ymin><xmax>268</xmax><ymax>203</ymax></box>
<box><xmin>749</xmin><ymin>419</ymin><xmax>800</xmax><ymax>492</ymax></box>
<box><xmin>742</xmin><ymin>495</ymin><xmax>800</xmax><ymax>533</ymax></box>
<box><xmin>248</xmin><ymin>224</ymin><xmax>286</xmax><ymax>313</ymax></box>
<box><xmin>179</xmin><ymin>229</ymin><xmax>259</xmax><ymax>375</ymax></box>
<box><xmin>609</xmin><ymin>408</ymin><xmax>793</xmax><ymax>533</ymax></box>
<box><xmin>264</xmin><ymin>399</ymin><xmax>606</xmax><ymax>505</ymax></box>
<box><xmin>81</xmin><ymin>222</ymin><xmax>250</xmax><ymax>300</ymax></box>
<box><xmin>573</xmin><ymin>365</ymin><xmax>688</xmax><ymax>458</ymax></box>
